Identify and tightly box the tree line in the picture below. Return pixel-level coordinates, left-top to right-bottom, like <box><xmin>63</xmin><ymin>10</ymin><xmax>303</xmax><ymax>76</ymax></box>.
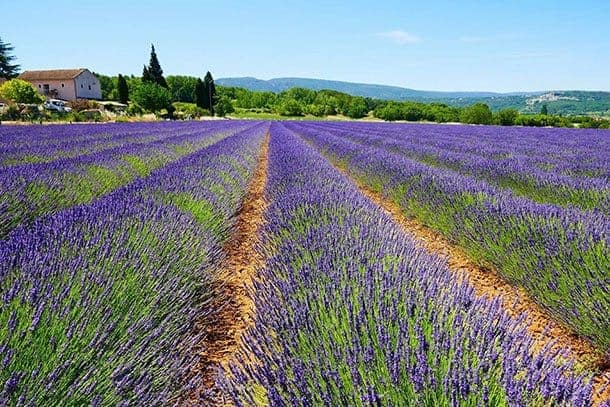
<box><xmin>97</xmin><ymin>44</ymin><xmax>228</xmax><ymax>117</ymax></box>
<box><xmin>371</xmin><ymin>101</ymin><xmax>609</xmax><ymax>128</ymax></box>
<box><xmin>0</xmin><ymin>39</ymin><xmax>230</xmax><ymax>119</ymax></box>
<box><xmin>1</xmin><ymin>36</ymin><xmax>609</xmax><ymax>128</ymax></box>
<box><xmin>214</xmin><ymin>86</ymin><xmax>610</xmax><ymax>128</ymax></box>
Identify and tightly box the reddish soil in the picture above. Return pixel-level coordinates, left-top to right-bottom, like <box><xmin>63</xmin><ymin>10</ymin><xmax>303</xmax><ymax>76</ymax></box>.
<box><xmin>333</xmin><ymin>163</ymin><xmax>610</xmax><ymax>405</ymax></box>
<box><xmin>180</xmin><ymin>133</ymin><xmax>269</xmax><ymax>405</ymax></box>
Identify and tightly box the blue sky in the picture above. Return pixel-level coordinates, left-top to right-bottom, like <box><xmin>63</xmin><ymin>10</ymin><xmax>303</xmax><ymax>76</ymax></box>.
<box><xmin>3</xmin><ymin>0</ymin><xmax>609</xmax><ymax>92</ymax></box>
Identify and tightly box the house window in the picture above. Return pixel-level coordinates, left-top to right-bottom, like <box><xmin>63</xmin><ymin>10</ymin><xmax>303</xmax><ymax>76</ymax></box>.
<box><xmin>38</xmin><ymin>84</ymin><xmax>41</xmax><ymax>88</ymax></box>
<box><xmin>81</xmin><ymin>84</ymin><xmax>83</xmax><ymax>88</ymax></box>
<box><xmin>88</xmin><ymin>85</ymin><xmax>91</xmax><ymax>90</ymax></box>
<box><xmin>61</xmin><ymin>83</ymin><xmax>64</xmax><ymax>88</ymax></box>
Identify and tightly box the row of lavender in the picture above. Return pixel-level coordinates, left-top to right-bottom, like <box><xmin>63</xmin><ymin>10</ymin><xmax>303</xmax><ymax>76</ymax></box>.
<box><xmin>314</xmin><ymin>122</ymin><xmax>609</xmax><ymax>179</ymax></box>
<box><xmin>220</xmin><ymin>123</ymin><xmax>593</xmax><ymax>406</ymax></box>
<box><xmin>287</xmin><ymin>121</ymin><xmax>610</xmax><ymax>355</ymax></box>
<box><xmin>0</xmin><ymin>122</ymin><xmax>267</xmax><ymax>404</ymax></box>
<box><xmin>303</xmin><ymin>122</ymin><xmax>610</xmax><ymax>212</ymax></box>
<box><xmin>0</xmin><ymin>122</ymin><xmax>206</xmax><ymax>166</ymax></box>
<box><xmin>0</xmin><ymin>121</ymin><xmax>230</xmax><ymax>149</ymax></box>
<box><xmin>0</xmin><ymin>121</ymin><xmax>250</xmax><ymax>238</ymax></box>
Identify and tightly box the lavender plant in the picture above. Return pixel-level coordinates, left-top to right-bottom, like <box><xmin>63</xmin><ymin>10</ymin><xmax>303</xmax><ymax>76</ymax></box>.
<box><xmin>0</xmin><ymin>122</ymin><xmax>268</xmax><ymax>405</ymax></box>
<box><xmin>0</xmin><ymin>121</ymin><xmax>251</xmax><ymax>238</ymax></box>
<box><xmin>289</xmin><ymin>121</ymin><xmax>610</xmax><ymax>355</ymax></box>
<box><xmin>299</xmin><ymin>122</ymin><xmax>610</xmax><ymax>212</ymax></box>
<box><xmin>219</xmin><ymin>123</ymin><xmax>593</xmax><ymax>406</ymax></box>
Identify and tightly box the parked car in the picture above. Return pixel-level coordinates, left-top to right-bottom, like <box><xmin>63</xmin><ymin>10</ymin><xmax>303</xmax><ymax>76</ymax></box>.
<box><xmin>43</xmin><ymin>99</ymin><xmax>72</xmax><ymax>113</ymax></box>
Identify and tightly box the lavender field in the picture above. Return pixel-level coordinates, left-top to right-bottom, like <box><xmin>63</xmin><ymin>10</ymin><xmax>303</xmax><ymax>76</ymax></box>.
<box><xmin>0</xmin><ymin>121</ymin><xmax>608</xmax><ymax>405</ymax></box>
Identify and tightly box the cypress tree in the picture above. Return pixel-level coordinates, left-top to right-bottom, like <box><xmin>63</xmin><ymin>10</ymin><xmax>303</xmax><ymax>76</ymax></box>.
<box><xmin>117</xmin><ymin>74</ymin><xmax>129</xmax><ymax>104</ymax></box>
<box><xmin>142</xmin><ymin>65</ymin><xmax>154</xmax><ymax>83</ymax></box>
<box><xmin>148</xmin><ymin>44</ymin><xmax>167</xmax><ymax>88</ymax></box>
<box><xmin>195</xmin><ymin>78</ymin><xmax>205</xmax><ymax>109</ymax></box>
<box><xmin>0</xmin><ymin>37</ymin><xmax>20</xmax><ymax>79</ymax></box>
<box><xmin>540</xmin><ymin>103</ymin><xmax>548</xmax><ymax>115</ymax></box>
<box><xmin>202</xmin><ymin>80</ymin><xmax>210</xmax><ymax>110</ymax></box>
<box><xmin>203</xmin><ymin>71</ymin><xmax>216</xmax><ymax>115</ymax></box>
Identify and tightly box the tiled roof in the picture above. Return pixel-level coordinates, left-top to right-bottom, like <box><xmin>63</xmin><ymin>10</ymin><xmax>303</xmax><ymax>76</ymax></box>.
<box><xmin>19</xmin><ymin>69</ymin><xmax>87</xmax><ymax>81</ymax></box>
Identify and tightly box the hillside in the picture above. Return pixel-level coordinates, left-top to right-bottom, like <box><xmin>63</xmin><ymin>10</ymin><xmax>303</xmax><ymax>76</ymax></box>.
<box><xmin>216</xmin><ymin>77</ymin><xmax>512</xmax><ymax>99</ymax></box>
<box><xmin>216</xmin><ymin>77</ymin><xmax>610</xmax><ymax>116</ymax></box>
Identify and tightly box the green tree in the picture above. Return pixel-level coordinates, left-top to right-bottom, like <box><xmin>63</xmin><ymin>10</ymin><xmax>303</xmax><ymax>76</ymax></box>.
<box><xmin>203</xmin><ymin>71</ymin><xmax>216</xmax><ymax>114</ymax></box>
<box><xmin>424</xmin><ymin>103</ymin><xmax>460</xmax><ymax>123</ymax></box>
<box><xmin>166</xmin><ymin>75</ymin><xmax>198</xmax><ymax>103</ymax></box>
<box><xmin>282</xmin><ymin>87</ymin><xmax>317</xmax><ymax>105</ymax></box>
<box><xmin>344</xmin><ymin>97</ymin><xmax>368</xmax><ymax>118</ymax></box>
<box><xmin>496</xmin><ymin>108</ymin><xmax>519</xmax><ymax>126</ymax></box>
<box><xmin>117</xmin><ymin>74</ymin><xmax>129</xmax><ymax>104</ymax></box>
<box><xmin>540</xmin><ymin>103</ymin><xmax>548</xmax><ymax>115</ymax></box>
<box><xmin>460</xmin><ymin>103</ymin><xmax>493</xmax><ymax>125</ymax></box>
<box><xmin>147</xmin><ymin>44</ymin><xmax>167</xmax><ymax>88</ymax></box>
<box><xmin>314</xmin><ymin>92</ymin><xmax>339</xmax><ymax>115</ymax></box>
<box><xmin>194</xmin><ymin>78</ymin><xmax>205</xmax><ymax>109</ymax></box>
<box><xmin>0</xmin><ymin>79</ymin><xmax>44</xmax><ymax>104</ymax></box>
<box><xmin>304</xmin><ymin>104</ymin><xmax>326</xmax><ymax>117</ymax></box>
<box><xmin>230</xmin><ymin>87</ymin><xmax>276</xmax><ymax>109</ymax></box>
<box><xmin>373</xmin><ymin>102</ymin><xmax>403</xmax><ymax>121</ymax></box>
<box><xmin>130</xmin><ymin>82</ymin><xmax>172</xmax><ymax>113</ymax></box>
<box><xmin>0</xmin><ymin>37</ymin><xmax>20</xmax><ymax>79</ymax></box>
<box><xmin>125</xmin><ymin>75</ymin><xmax>142</xmax><ymax>93</ymax></box>
<box><xmin>276</xmin><ymin>99</ymin><xmax>303</xmax><ymax>116</ymax></box>
<box><xmin>214</xmin><ymin>96</ymin><xmax>234</xmax><ymax>117</ymax></box>
<box><xmin>94</xmin><ymin>73</ymin><xmax>118</xmax><ymax>100</ymax></box>
<box><xmin>401</xmin><ymin>102</ymin><xmax>424</xmax><ymax>121</ymax></box>
<box><xmin>142</xmin><ymin>65</ymin><xmax>154</xmax><ymax>83</ymax></box>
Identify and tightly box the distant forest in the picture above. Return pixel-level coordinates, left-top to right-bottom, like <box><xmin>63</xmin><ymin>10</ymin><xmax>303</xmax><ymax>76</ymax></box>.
<box><xmin>216</xmin><ymin>77</ymin><xmax>610</xmax><ymax>117</ymax></box>
<box><xmin>96</xmin><ymin>72</ymin><xmax>610</xmax><ymax>128</ymax></box>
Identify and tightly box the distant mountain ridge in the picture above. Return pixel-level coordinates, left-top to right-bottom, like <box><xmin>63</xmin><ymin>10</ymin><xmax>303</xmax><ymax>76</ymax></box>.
<box><xmin>216</xmin><ymin>77</ymin><xmax>610</xmax><ymax>116</ymax></box>
<box><xmin>216</xmin><ymin>76</ymin><xmax>535</xmax><ymax>100</ymax></box>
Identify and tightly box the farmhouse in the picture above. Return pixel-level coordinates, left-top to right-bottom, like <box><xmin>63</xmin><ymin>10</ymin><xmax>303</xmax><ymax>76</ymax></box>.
<box><xmin>19</xmin><ymin>69</ymin><xmax>102</xmax><ymax>100</ymax></box>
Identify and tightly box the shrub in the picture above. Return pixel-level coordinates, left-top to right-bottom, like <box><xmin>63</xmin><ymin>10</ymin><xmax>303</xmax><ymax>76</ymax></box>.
<box><xmin>103</xmin><ymin>103</ymin><xmax>117</xmax><ymax>113</ymax></box>
<box><xmin>460</xmin><ymin>103</ymin><xmax>493</xmax><ymax>125</ymax></box>
<box><xmin>19</xmin><ymin>104</ymin><xmax>43</xmax><ymax>121</ymax></box>
<box><xmin>402</xmin><ymin>105</ymin><xmax>424</xmax><ymax>121</ymax></box>
<box><xmin>344</xmin><ymin>98</ymin><xmax>368</xmax><ymax>119</ymax></box>
<box><xmin>214</xmin><ymin>96</ymin><xmax>234</xmax><ymax>117</ymax></box>
<box><xmin>126</xmin><ymin>102</ymin><xmax>144</xmax><ymax>116</ymax></box>
<box><xmin>68</xmin><ymin>99</ymin><xmax>99</xmax><ymax>112</ymax></box>
<box><xmin>275</xmin><ymin>99</ymin><xmax>303</xmax><ymax>116</ymax></box>
<box><xmin>66</xmin><ymin>111</ymin><xmax>86</xmax><ymax>122</ymax></box>
<box><xmin>0</xmin><ymin>103</ymin><xmax>20</xmax><ymax>120</ymax></box>
<box><xmin>374</xmin><ymin>102</ymin><xmax>404</xmax><ymax>121</ymax></box>
<box><xmin>0</xmin><ymin>79</ymin><xmax>45</xmax><ymax>104</ymax></box>
<box><xmin>578</xmin><ymin>117</ymin><xmax>610</xmax><ymax>129</ymax></box>
<box><xmin>514</xmin><ymin>114</ymin><xmax>573</xmax><ymax>128</ymax></box>
<box><xmin>130</xmin><ymin>82</ymin><xmax>172</xmax><ymax>113</ymax></box>
<box><xmin>173</xmin><ymin>102</ymin><xmax>208</xmax><ymax>118</ymax></box>
<box><xmin>304</xmin><ymin>104</ymin><xmax>326</xmax><ymax>117</ymax></box>
<box><xmin>159</xmin><ymin>105</ymin><xmax>176</xmax><ymax>120</ymax></box>
<box><xmin>80</xmin><ymin>109</ymin><xmax>104</xmax><ymax>122</ymax></box>
<box><xmin>495</xmin><ymin>108</ymin><xmax>519</xmax><ymax>126</ymax></box>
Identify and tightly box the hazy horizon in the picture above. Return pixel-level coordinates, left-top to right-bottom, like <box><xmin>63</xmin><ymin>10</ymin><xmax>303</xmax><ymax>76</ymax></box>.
<box><xmin>3</xmin><ymin>0</ymin><xmax>610</xmax><ymax>93</ymax></box>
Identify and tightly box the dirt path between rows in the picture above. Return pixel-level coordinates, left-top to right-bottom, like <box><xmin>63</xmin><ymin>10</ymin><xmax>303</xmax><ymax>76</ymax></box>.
<box><xmin>331</xmin><ymin>162</ymin><xmax>610</xmax><ymax>405</ymax></box>
<box><xmin>181</xmin><ymin>133</ymin><xmax>269</xmax><ymax>405</ymax></box>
